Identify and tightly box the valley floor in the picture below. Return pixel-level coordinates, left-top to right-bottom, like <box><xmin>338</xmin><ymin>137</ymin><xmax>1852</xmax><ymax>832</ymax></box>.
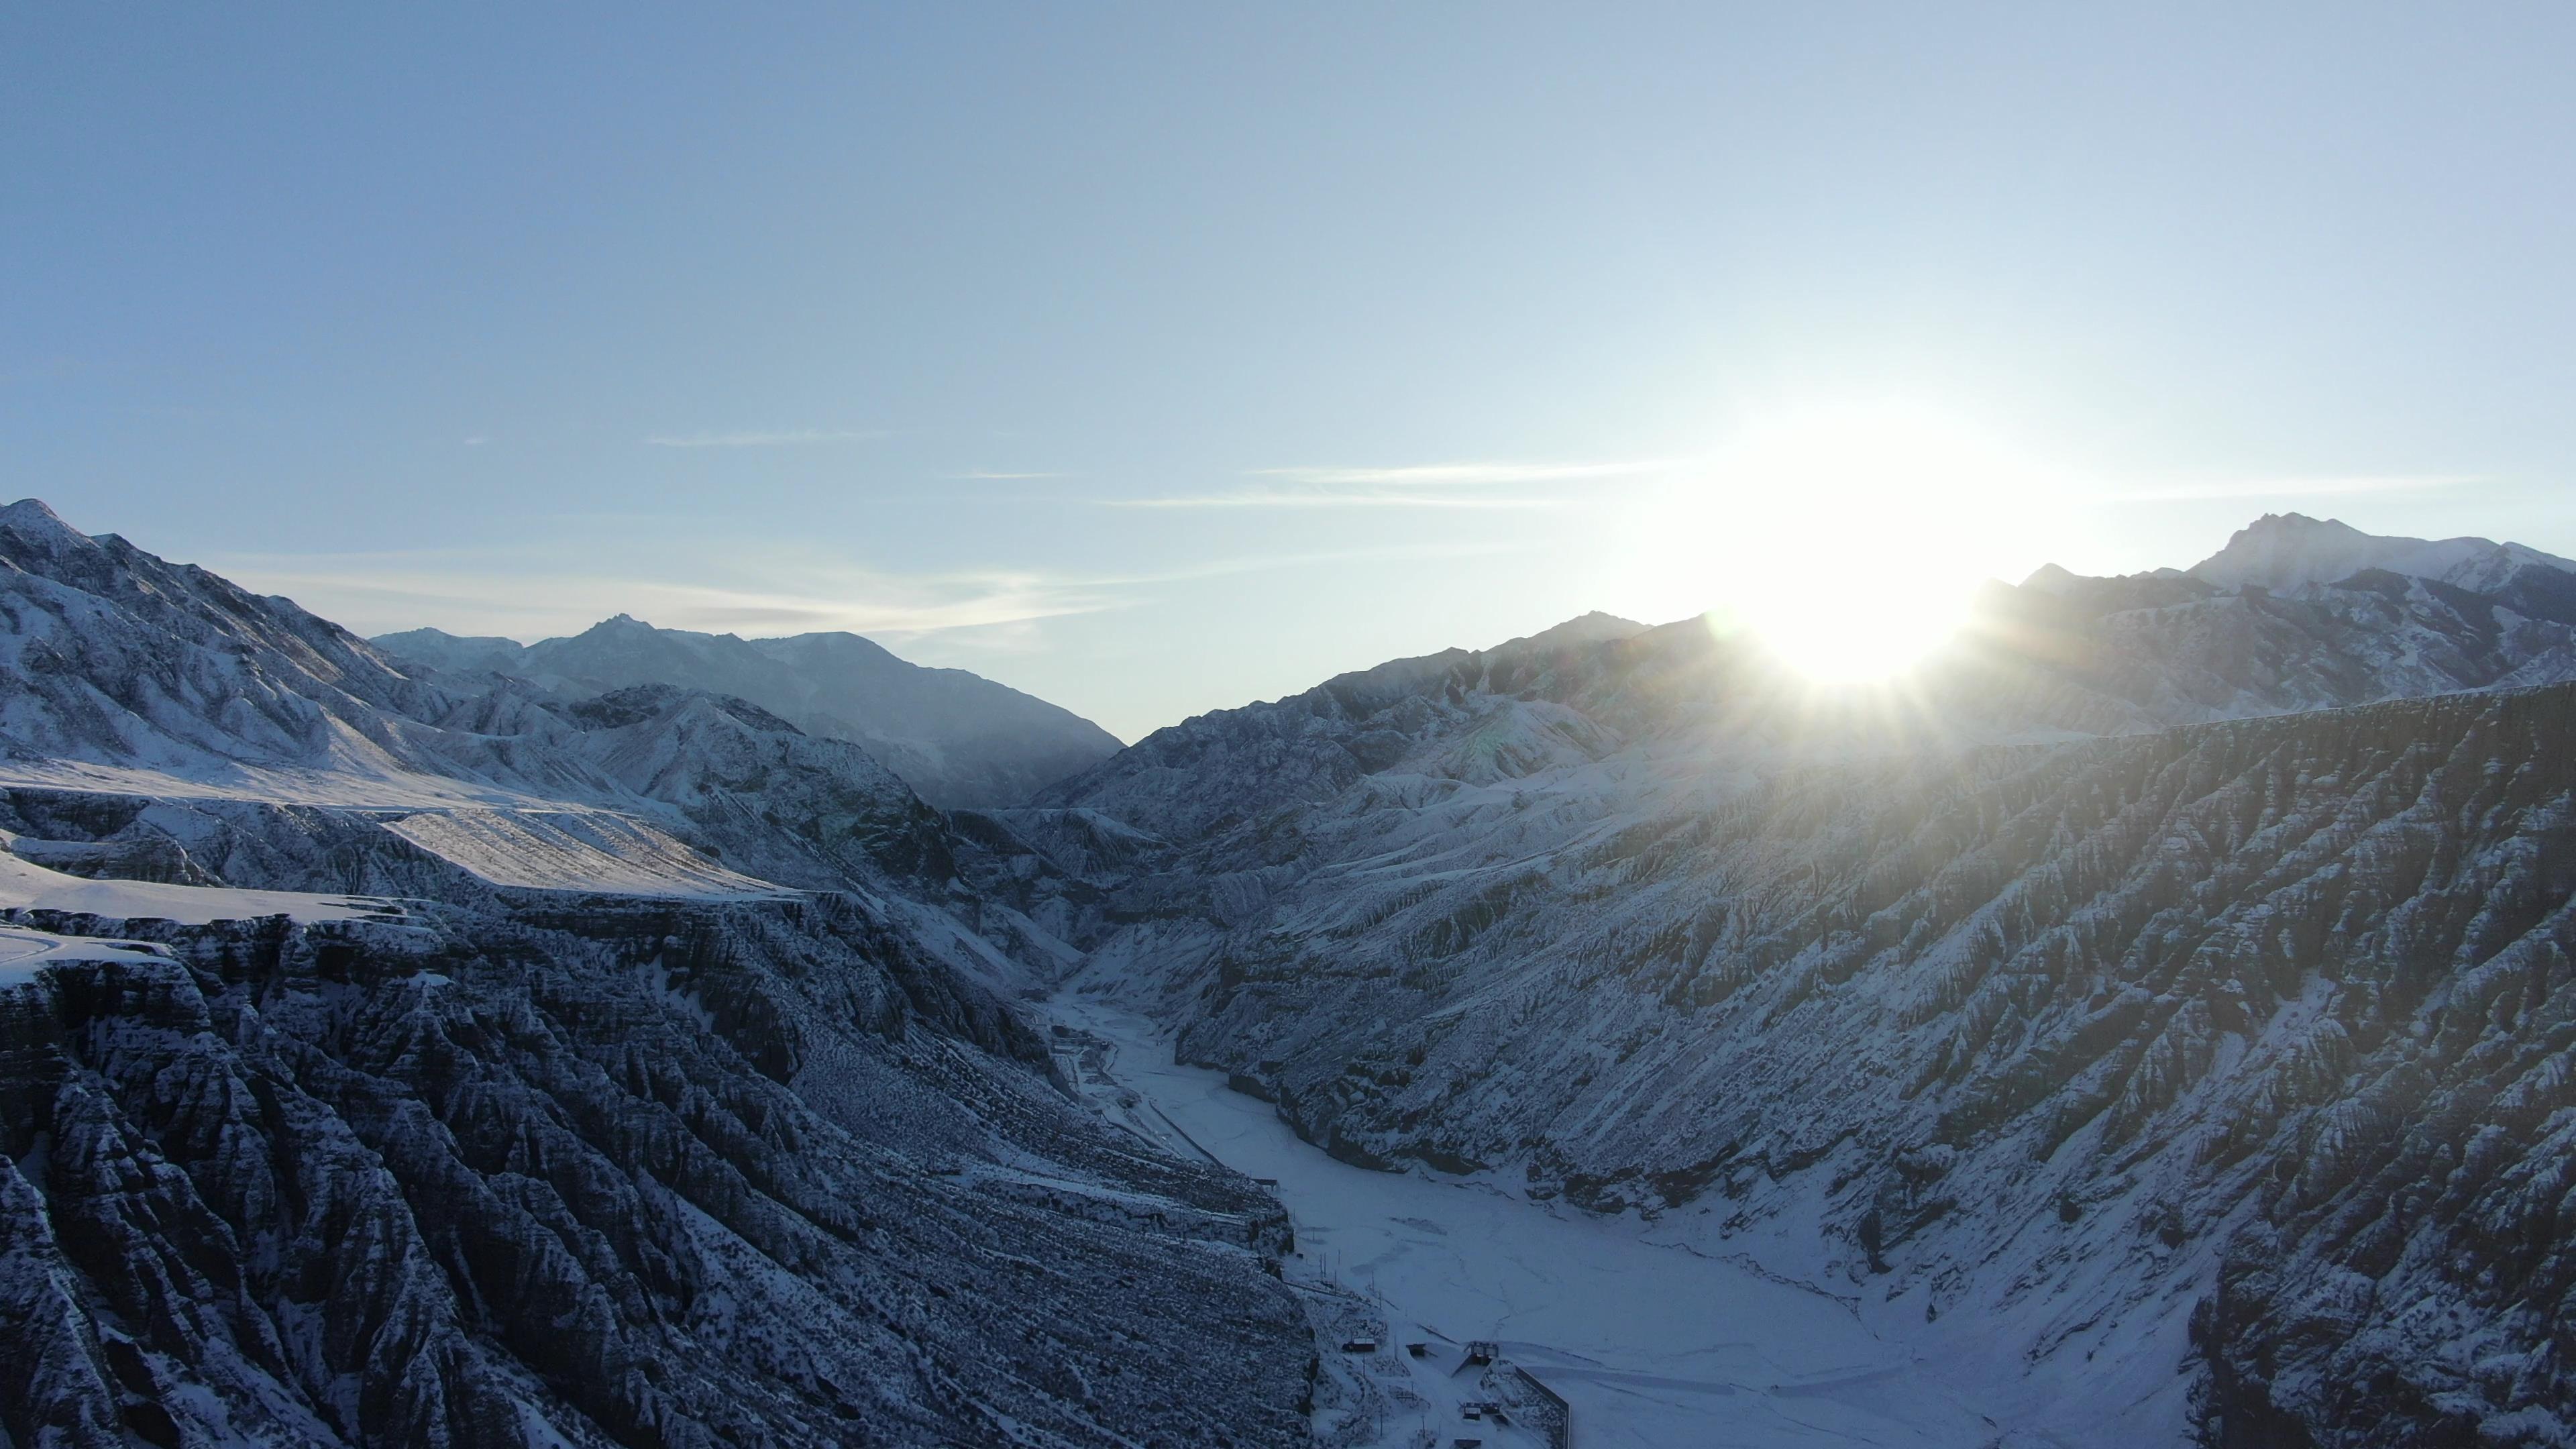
<box><xmin>1049</xmin><ymin>991</ymin><xmax>2015</xmax><ymax>1449</ymax></box>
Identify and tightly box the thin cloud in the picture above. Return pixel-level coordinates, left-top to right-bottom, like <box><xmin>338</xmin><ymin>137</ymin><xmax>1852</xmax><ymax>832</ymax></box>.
<box><xmin>643</xmin><ymin>428</ymin><xmax>888</xmax><ymax>448</ymax></box>
<box><xmin>1108</xmin><ymin>456</ymin><xmax>1674</xmax><ymax>509</ymax></box>
<box><xmin>207</xmin><ymin>538</ymin><xmax>1521</xmax><ymax>646</ymax></box>
<box><xmin>1102</xmin><ymin>490</ymin><xmax>1567</xmax><ymax>511</ymax></box>
<box><xmin>222</xmin><ymin>562</ymin><xmax>1117</xmax><ymax>643</ymax></box>
<box><xmin>2100</xmin><ymin>473</ymin><xmax>2481</xmax><ymax>504</ymax></box>
<box><xmin>1252</xmin><ymin>458</ymin><xmax>1678</xmax><ymax>487</ymax></box>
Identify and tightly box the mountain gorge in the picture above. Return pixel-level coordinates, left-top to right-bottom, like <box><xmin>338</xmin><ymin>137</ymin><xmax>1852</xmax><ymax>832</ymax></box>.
<box><xmin>5</xmin><ymin>499</ymin><xmax>2576</xmax><ymax>1447</ymax></box>
<box><xmin>1000</xmin><ymin>523</ymin><xmax>2576</xmax><ymax>1447</ymax></box>
<box><xmin>0</xmin><ymin>500</ymin><xmax>1309</xmax><ymax>1448</ymax></box>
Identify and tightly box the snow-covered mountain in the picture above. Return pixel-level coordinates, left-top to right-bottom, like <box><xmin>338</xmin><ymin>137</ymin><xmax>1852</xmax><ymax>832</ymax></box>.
<box><xmin>374</xmin><ymin>616</ymin><xmax>1122</xmax><ymax>808</ymax></box>
<box><xmin>0</xmin><ymin>498</ymin><xmax>1318</xmax><ymax>1446</ymax></box>
<box><xmin>2184</xmin><ymin>511</ymin><xmax>2576</xmax><ymax>594</ymax></box>
<box><xmin>1</xmin><ymin>876</ymin><xmax>1307</xmax><ymax>1447</ymax></box>
<box><xmin>1006</xmin><ymin>517</ymin><xmax>2576</xmax><ymax>1446</ymax></box>
<box><xmin>0</xmin><ymin>498</ymin><xmax>1091</xmax><ymax>975</ymax></box>
<box><xmin>14</xmin><ymin>494</ymin><xmax>2576</xmax><ymax>1448</ymax></box>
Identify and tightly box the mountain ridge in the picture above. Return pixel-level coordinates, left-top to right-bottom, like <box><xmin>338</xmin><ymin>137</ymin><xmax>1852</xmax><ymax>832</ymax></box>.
<box><xmin>15</xmin><ymin>496</ymin><xmax>2576</xmax><ymax>1446</ymax></box>
<box><xmin>374</xmin><ymin>616</ymin><xmax>1121</xmax><ymax>808</ymax></box>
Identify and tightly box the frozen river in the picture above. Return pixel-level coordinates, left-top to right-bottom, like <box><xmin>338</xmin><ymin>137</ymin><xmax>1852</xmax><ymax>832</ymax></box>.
<box><xmin>1049</xmin><ymin>991</ymin><xmax>2003</xmax><ymax>1449</ymax></box>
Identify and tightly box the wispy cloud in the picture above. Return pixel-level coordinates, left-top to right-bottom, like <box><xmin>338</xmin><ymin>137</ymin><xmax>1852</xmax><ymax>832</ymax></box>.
<box><xmin>462</xmin><ymin>435</ymin><xmax>490</xmax><ymax>447</ymax></box>
<box><xmin>947</xmin><ymin>470</ymin><xmax>1067</xmax><ymax>480</ymax></box>
<box><xmin>207</xmin><ymin>539</ymin><xmax>1520</xmax><ymax>647</ymax></box>
<box><xmin>1110</xmin><ymin>456</ymin><xmax>1677</xmax><ymax>509</ymax></box>
<box><xmin>2100</xmin><ymin>473</ymin><xmax>2481</xmax><ymax>504</ymax></box>
<box><xmin>643</xmin><ymin>428</ymin><xmax>888</xmax><ymax>449</ymax></box>
<box><xmin>221</xmin><ymin>559</ymin><xmax>1114</xmax><ymax>643</ymax></box>
<box><xmin>1102</xmin><ymin>490</ymin><xmax>1567</xmax><ymax>511</ymax></box>
<box><xmin>1251</xmin><ymin>459</ymin><xmax>1677</xmax><ymax>488</ymax></box>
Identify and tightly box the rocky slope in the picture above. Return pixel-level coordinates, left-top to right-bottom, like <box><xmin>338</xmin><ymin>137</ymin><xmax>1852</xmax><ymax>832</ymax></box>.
<box><xmin>1</xmin><ymin>885</ymin><xmax>1310</xmax><ymax>1448</ymax></box>
<box><xmin>0</xmin><ymin>498</ymin><xmax>1078</xmax><ymax>985</ymax></box>
<box><xmin>374</xmin><ymin>616</ymin><xmax>1123</xmax><ymax>809</ymax></box>
<box><xmin>2183</xmin><ymin>511</ymin><xmax>2576</xmax><ymax>594</ymax></box>
<box><xmin>1142</xmin><ymin>685</ymin><xmax>2576</xmax><ymax>1445</ymax></box>
<box><xmin>19</xmin><ymin>494</ymin><xmax>2576</xmax><ymax>1446</ymax></box>
<box><xmin>1011</xmin><ymin>528</ymin><xmax>2576</xmax><ymax>1446</ymax></box>
<box><xmin>0</xmin><ymin>498</ymin><xmax>1320</xmax><ymax>1446</ymax></box>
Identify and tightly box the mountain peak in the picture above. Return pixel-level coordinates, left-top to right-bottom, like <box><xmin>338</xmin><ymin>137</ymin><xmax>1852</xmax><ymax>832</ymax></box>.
<box><xmin>2190</xmin><ymin>513</ymin><xmax>2575</xmax><ymax>592</ymax></box>
<box><xmin>0</xmin><ymin>498</ymin><xmax>92</xmax><ymax>553</ymax></box>
<box><xmin>1501</xmin><ymin>611</ymin><xmax>1650</xmax><ymax>652</ymax></box>
<box><xmin>2020</xmin><ymin>562</ymin><xmax>2083</xmax><ymax>594</ymax></box>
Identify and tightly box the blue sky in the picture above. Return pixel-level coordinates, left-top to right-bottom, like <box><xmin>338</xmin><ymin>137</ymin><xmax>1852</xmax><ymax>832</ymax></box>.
<box><xmin>8</xmin><ymin>5</ymin><xmax>2575</xmax><ymax>739</ymax></box>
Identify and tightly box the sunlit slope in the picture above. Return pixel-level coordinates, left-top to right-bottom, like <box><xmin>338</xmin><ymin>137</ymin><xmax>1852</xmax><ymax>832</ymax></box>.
<box><xmin>1028</xmin><ymin>557</ymin><xmax>2576</xmax><ymax>1446</ymax></box>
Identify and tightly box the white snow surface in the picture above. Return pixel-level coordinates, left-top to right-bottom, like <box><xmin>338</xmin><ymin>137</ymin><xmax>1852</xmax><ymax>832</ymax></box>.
<box><xmin>0</xmin><ymin>924</ymin><xmax>168</xmax><ymax>983</ymax></box>
<box><xmin>0</xmin><ymin>842</ymin><xmax>397</xmax><ymax>925</ymax></box>
<box><xmin>379</xmin><ymin>807</ymin><xmax>784</xmax><ymax>898</ymax></box>
<box><xmin>1055</xmin><ymin>992</ymin><xmax>2046</xmax><ymax>1449</ymax></box>
<box><xmin>2186</xmin><ymin>511</ymin><xmax>2576</xmax><ymax>592</ymax></box>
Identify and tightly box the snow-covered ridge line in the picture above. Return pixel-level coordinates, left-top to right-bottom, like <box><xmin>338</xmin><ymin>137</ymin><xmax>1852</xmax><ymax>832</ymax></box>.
<box><xmin>0</xmin><ymin>885</ymin><xmax>1314</xmax><ymax>1446</ymax></box>
<box><xmin>1098</xmin><ymin>676</ymin><xmax>2576</xmax><ymax>1446</ymax></box>
<box><xmin>371</xmin><ymin>611</ymin><xmax>1124</xmax><ymax>808</ymax></box>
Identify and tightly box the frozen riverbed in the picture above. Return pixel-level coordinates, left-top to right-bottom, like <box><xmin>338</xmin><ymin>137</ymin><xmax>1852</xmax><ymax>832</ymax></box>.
<box><xmin>1049</xmin><ymin>992</ymin><xmax>2005</xmax><ymax>1449</ymax></box>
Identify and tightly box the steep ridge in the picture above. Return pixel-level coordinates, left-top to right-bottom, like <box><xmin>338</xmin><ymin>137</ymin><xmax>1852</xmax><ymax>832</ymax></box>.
<box><xmin>1034</xmin><ymin>557</ymin><xmax>2576</xmax><ymax>855</ymax></box>
<box><xmin>374</xmin><ymin>617</ymin><xmax>1123</xmax><ymax>808</ymax></box>
<box><xmin>19</xmin><ymin>495</ymin><xmax>2576</xmax><ymax>1445</ymax></box>
<box><xmin>1146</xmin><ymin>685</ymin><xmax>2576</xmax><ymax>1446</ymax></box>
<box><xmin>0</xmin><ymin>882</ymin><xmax>1309</xmax><ymax>1447</ymax></box>
<box><xmin>0</xmin><ymin>500</ymin><xmax>1075</xmax><ymax>985</ymax></box>
<box><xmin>1020</xmin><ymin>531</ymin><xmax>2576</xmax><ymax>1446</ymax></box>
<box><xmin>0</xmin><ymin>502</ymin><xmax>1316</xmax><ymax>1445</ymax></box>
<box><xmin>2187</xmin><ymin>512</ymin><xmax>2576</xmax><ymax>594</ymax></box>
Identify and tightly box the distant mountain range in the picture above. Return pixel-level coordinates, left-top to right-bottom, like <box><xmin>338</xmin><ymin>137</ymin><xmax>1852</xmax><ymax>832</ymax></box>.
<box><xmin>998</xmin><ymin>511</ymin><xmax>2576</xmax><ymax>1447</ymax></box>
<box><xmin>2184</xmin><ymin>509</ymin><xmax>2576</xmax><ymax>592</ymax></box>
<box><xmin>374</xmin><ymin>616</ymin><xmax>1121</xmax><ymax>809</ymax></box>
<box><xmin>0</xmin><ymin>504</ymin><xmax>1307</xmax><ymax>1446</ymax></box>
<box><xmin>6</xmin><ymin>496</ymin><xmax>2576</xmax><ymax>1448</ymax></box>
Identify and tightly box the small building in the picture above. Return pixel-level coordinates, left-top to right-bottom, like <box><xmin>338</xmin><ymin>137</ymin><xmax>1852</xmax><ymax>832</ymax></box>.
<box><xmin>1406</xmin><ymin>1342</ymin><xmax>1431</xmax><ymax>1358</ymax></box>
<box><xmin>1464</xmin><ymin>1340</ymin><xmax>1499</xmax><ymax>1366</ymax></box>
<box><xmin>1340</xmin><ymin>1339</ymin><xmax>1377</xmax><ymax>1354</ymax></box>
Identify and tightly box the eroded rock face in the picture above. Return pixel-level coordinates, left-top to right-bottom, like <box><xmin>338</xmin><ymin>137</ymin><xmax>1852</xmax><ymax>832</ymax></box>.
<box><xmin>0</xmin><ymin>895</ymin><xmax>1309</xmax><ymax>1448</ymax></box>
<box><xmin>1058</xmin><ymin>680</ymin><xmax>2576</xmax><ymax>1446</ymax></box>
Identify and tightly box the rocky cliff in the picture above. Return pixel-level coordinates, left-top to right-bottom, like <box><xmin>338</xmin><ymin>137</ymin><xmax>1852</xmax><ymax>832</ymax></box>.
<box><xmin>1</xmin><ymin>891</ymin><xmax>1310</xmax><ymax>1448</ymax></box>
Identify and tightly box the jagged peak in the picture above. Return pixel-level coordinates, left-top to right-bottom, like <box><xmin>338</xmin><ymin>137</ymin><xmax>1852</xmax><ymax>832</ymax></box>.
<box><xmin>1499</xmin><ymin>610</ymin><xmax>1650</xmax><ymax>652</ymax></box>
<box><xmin>2190</xmin><ymin>511</ymin><xmax>2576</xmax><ymax>592</ymax></box>
<box><xmin>0</xmin><ymin>498</ymin><xmax>94</xmax><ymax>551</ymax></box>
<box><xmin>2021</xmin><ymin>562</ymin><xmax>2084</xmax><ymax>594</ymax></box>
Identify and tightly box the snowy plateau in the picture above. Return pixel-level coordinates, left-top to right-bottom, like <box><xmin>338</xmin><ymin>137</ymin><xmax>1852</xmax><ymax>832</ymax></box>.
<box><xmin>2</xmin><ymin>500</ymin><xmax>2573</xmax><ymax>1449</ymax></box>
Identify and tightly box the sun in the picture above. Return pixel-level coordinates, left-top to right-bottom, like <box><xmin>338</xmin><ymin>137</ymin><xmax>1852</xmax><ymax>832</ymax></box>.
<box><xmin>1640</xmin><ymin>402</ymin><xmax>2059</xmax><ymax>682</ymax></box>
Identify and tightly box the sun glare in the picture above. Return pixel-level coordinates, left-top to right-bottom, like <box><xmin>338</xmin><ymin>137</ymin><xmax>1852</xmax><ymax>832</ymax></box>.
<box><xmin>1644</xmin><ymin>402</ymin><xmax>2059</xmax><ymax>683</ymax></box>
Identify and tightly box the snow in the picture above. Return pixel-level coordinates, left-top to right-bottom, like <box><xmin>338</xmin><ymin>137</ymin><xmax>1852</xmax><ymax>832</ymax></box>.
<box><xmin>0</xmin><ymin>924</ymin><xmax>167</xmax><ymax>983</ymax></box>
<box><xmin>1053</xmin><ymin>993</ymin><xmax>2005</xmax><ymax>1448</ymax></box>
<box><xmin>0</xmin><ymin>757</ymin><xmax>549</xmax><ymax>810</ymax></box>
<box><xmin>380</xmin><ymin>807</ymin><xmax>788</xmax><ymax>898</ymax></box>
<box><xmin>2187</xmin><ymin>511</ymin><xmax>2576</xmax><ymax>592</ymax></box>
<box><xmin>0</xmin><ymin>845</ymin><xmax>398</xmax><ymax>926</ymax></box>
